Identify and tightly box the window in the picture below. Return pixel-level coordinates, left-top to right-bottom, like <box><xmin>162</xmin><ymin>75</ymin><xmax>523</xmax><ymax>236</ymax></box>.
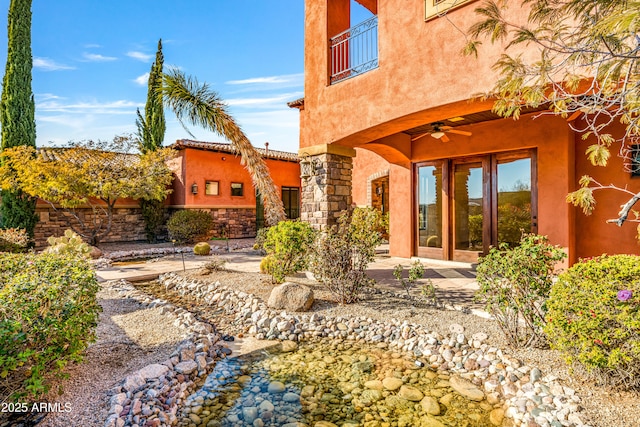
<box><xmin>425</xmin><ymin>0</ymin><xmax>475</xmax><ymax>21</ymax></box>
<box><xmin>231</xmin><ymin>182</ymin><xmax>244</xmax><ymax>197</ymax></box>
<box><xmin>205</xmin><ymin>181</ymin><xmax>219</xmax><ymax>195</ymax></box>
<box><xmin>282</xmin><ymin>187</ymin><xmax>300</xmax><ymax>219</ymax></box>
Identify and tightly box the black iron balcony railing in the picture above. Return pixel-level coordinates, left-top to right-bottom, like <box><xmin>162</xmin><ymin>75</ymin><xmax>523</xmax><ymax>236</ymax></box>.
<box><xmin>330</xmin><ymin>15</ymin><xmax>378</xmax><ymax>84</ymax></box>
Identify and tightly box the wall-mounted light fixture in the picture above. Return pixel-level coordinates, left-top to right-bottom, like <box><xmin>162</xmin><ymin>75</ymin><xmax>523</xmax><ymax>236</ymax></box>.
<box><xmin>191</xmin><ymin>183</ymin><xmax>199</xmax><ymax>194</ymax></box>
<box><xmin>299</xmin><ymin>153</ymin><xmax>320</xmax><ymax>180</ymax></box>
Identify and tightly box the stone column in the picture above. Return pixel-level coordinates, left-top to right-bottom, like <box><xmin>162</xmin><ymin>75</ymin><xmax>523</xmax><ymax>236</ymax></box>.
<box><xmin>299</xmin><ymin>145</ymin><xmax>356</xmax><ymax>229</ymax></box>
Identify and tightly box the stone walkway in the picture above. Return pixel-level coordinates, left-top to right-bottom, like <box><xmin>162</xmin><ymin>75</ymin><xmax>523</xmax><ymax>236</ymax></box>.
<box><xmin>96</xmin><ymin>240</ymin><xmax>481</xmax><ymax>311</ymax></box>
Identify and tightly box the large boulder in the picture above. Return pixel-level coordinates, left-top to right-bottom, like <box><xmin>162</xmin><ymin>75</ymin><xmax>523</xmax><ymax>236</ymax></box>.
<box><xmin>267</xmin><ymin>282</ymin><xmax>314</xmax><ymax>312</ymax></box>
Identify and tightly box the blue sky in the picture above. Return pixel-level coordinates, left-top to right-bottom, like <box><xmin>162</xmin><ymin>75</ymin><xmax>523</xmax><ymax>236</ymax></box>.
<box><xmin>0</xmin><ymin>1</ymin><xmax>307</xmax><ymax>153</ymax></box>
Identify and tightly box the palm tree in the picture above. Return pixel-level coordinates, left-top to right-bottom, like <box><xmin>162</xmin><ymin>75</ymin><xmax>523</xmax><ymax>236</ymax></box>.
<box><xmin>161</xmin><ymin>68</ymin><xmax>286</xmax><ymax>226</ymax></box>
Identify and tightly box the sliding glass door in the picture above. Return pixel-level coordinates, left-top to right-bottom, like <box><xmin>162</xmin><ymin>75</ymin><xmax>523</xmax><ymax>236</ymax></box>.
<box><xmin>416</xmin><ymin>150</ymin><xmax>536</xmax><ymax>261</ymax></box>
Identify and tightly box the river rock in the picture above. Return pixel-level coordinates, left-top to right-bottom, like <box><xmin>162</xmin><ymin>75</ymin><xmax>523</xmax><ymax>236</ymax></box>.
<box><xmin>138</xmin><ymin>363</ymin><xmax>169</xmax><ymax>380</ymax></box>
<box><xmin>267</xmin><ymin>282</ymin><xmax>314</xmax><ymax>312</ymax></box>
<box><xmin>382</xmin><ymin>377</ymin><xmax>403</xmax><ymax>391</ymax></box>
<box><xmin>242</xmin><ymin>407</ymin><xmax>258</xmax><ymax>424</ymax></box>
<box><xmin>267</xmin><ymin>381</ymin><xmax>286</xmax><ymax>393</ymax></box>
<box><xmin>283</xmin><ymin>392</ymin><xmax>300</xmax><ymax>403</ymax></box>
<box><xmin>489</xmin><ymin>408</ymin><xmax>505</xmax><ymax>425</ymax></box>
<box><xmin>364</xmin><ymin>380</ymin><xmax>383</xmax><ymax>390</ymax></box>
<box><xmin>259</xmin><ymin>400</ymin><xmax>275</xmax><ymax>412</ymax></box>
<box><xmin>449</xmin><ymin>376</ymin><xmax>485</xmax><ymax>401</ymax></box>
<box><xmin>420</xmin><ymin>396</ymin><xmax>441</xmax><ymax>415</ymax></box>
<box><xmin>398</xmin><ymin>385</ymin><xmax>424</xmax><ymax>401</ymax></box>
<box><xmin>174</xmin><ymin>360</ymin><xmax>198</xmax><ymax>375</ymax></box>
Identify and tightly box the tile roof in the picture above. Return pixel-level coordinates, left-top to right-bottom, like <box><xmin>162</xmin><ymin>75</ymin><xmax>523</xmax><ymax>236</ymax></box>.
<box><xmin>172</xmin><ymin>139</ymin><xmax>299</xmax><ymax>163</ymax></box>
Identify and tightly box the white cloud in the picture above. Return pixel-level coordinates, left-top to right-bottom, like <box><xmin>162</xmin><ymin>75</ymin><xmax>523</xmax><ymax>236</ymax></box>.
<box><xmin>226</xmin><ymin>73</ymin><xmax>303</xmax><ymax>85</ymax></box>
<box><xmin>37</xmin><ymin>99</ymin><xmax>142</xmax><ymax>115</ymax></box>
<box><xmin>82</xmin><ymin>52</ymin><xmax>117</xmax><ymax>62</ymax></box>
<box><xmin>127</xmin><ymin>51</ymin><xmax>153</xmax><ymax>62</ymax></box>
<box><xmin>35</xmin><ymin>93</ymin><xmax>64</xmax><ymax>102</ymax></box>
<box><xmin>84</xmin><ymin>43</ymin><xmax>101</xmax><ymax>48</ymax></box>
<box><xmin>33</xmin><ymin>57</ymin><xmax>75</xmax><ymax>71</ymax></box>
<box><xmin>133</xmin><ymin>73</ymin><xmax>149</xmax><ymax>86</ymax></box>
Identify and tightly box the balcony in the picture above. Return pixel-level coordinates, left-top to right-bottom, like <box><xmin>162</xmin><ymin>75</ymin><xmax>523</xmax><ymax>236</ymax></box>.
<box><xmin>330</xmin><ymin>15</ymin><xmax>378</xmax><ymax>84</ymax></box>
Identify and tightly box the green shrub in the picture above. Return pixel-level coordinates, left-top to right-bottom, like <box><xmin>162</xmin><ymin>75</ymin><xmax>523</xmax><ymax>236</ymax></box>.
<box><xmin>0</xmin><ymin>252</ymin><xmax>101</xmax><ymax>400</ymax></box>
<box><xmin>44</xmin><ymin>229</ymin><xmax>91</xmax><ymax>258</ymax></box>
<box><xmin>393</xmin><ymin>260</ymin><xmax>425</xmax><ymax>298</ymax></box>
<box><xmin>544</xmin><ymin>255</ymin><xmax>640</xmax><ymax>389</ymax></box>
<box><xmin>193</xmin><ymin>242</ymin><xmax>211</xmax><ymax>255</ymax></box>
<box><xmin>0</xmin><ymin>228</ymin><xmax>30</xmax><ymax>253</ymax></box>
<box><xmin>263</xmin><ymin>220</ymin><xmax>315</xmax><ymax>283</ymax></box>
<box><xmin>167</xmin><ymin>210</ymin><xmax>213</xmax><ymax>244</ymax></box>
<box><xmin>260</xmin><ymin>254</ymin><xmax>276</xmax><ymax>275</ymax></box>
<box><xmin>475</xmin><ymin>234</ymin><xmax>566</xmax><ymax>347</ymax></box>
<box><xmin>310</xmin><ymin>207</ymin><xmax>387</xmax><ymax>304</ymax></box>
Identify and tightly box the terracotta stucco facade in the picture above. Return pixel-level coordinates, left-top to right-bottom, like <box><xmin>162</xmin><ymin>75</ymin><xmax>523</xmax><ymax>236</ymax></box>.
<box><xmin>294</xmin><ymin>0</ymin><xmax>640</xmax><ymax>263</ymax></box>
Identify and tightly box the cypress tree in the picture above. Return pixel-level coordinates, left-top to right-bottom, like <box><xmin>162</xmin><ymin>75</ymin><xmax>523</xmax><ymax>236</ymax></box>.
<box><xmin>0</xmin><ymin>0</ymin><xmax>38</xmax><ymax>236</ymax></box>
<box><xmin>137</xmin><ymin>39</ymin><xmax>166</xmax><ymax>242</ymax></box>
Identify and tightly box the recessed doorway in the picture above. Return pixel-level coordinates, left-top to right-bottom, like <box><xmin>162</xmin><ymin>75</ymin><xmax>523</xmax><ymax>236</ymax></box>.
<box><xmin>416</xmin><ymin>150</ymin><xmax>536</xmax><ymax>262</ymax></box>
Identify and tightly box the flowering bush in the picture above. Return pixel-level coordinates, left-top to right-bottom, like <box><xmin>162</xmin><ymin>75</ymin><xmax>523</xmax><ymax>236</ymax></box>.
<box><xmin>0</xmin><ymin>252</ymin><xmax>100</xmax><ymax>400</ymax></box>
<box><xmin>544</xmin><ymin>254</ymin><xmax>640</xmax><ymax>389</ymax></box>
<box><xmin>475</xmin><ymin>234</ymin><xmax>567</xmax><ymax>347</ymax></box>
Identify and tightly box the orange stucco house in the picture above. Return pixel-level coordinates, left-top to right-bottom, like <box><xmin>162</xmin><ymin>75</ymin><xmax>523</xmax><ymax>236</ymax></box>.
<box><xmin>33</xmin><ymin>141</ymin><xmax>301</xmax><ymax>245</ymax></box>
<box><xmin>290</xmin><ymin>0</ymin><xmax>640</xmax><ymax>264</ymax></box>
<box><xmin>168</xmin><ymin>140</ymin><xmax>301</xmax><ymax>238</ymax></box>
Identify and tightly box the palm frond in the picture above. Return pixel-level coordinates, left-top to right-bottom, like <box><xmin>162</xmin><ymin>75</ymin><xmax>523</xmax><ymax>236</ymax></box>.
<box><xmin>161</xmin><ymin>68</ymin><xmax>286</xmax><ymax>226</ymax></box>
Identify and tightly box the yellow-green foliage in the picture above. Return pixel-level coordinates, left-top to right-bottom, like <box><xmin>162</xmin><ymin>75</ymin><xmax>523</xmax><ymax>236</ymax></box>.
<box><xmin>193</xmin><ymin>241</ymin><xmax>211</xmax><ymax>255</ymax></box>
<box><xmin>44</xmin><ymin>229</ymin><xmax>90</xmax><ymax>258</ymax></box>
<box><xmin>260</xmin><ymin>254</ymin><xmax>276</xmax><ymax>276</ymax></box>
<box><xmin>545</xmin><ymin>255</ymin><xmax>640</xmax><ymax>389</ymax></box>
<box><xmin>0</xmin><ymin>252</ymin><xmax>100</xmax><ymax>400</ymax></box>
<box><xmin>263</xmin><ymin>220</ymin><xmax>315</xmax><ymax>283</ymax></box>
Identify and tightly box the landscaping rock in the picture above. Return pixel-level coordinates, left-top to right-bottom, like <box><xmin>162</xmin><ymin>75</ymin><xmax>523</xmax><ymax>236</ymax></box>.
<box><xmin>267</xmin><ymin>282</ymin><xmax>314</xmax><ymax>312</ymax></box>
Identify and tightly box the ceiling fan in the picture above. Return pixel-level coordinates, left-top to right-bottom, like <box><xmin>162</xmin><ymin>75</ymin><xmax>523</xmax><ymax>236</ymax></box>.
<box><xmin>411</xmin><ymin>122</ymin><xmax>472</xmax><ymax>143</ymax></box>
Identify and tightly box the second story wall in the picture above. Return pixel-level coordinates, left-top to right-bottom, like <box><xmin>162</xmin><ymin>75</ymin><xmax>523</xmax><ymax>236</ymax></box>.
<box><xmin>301</xmin><ymin>0</ymin><xmax>531</xmax><ymax>149</ymax></box>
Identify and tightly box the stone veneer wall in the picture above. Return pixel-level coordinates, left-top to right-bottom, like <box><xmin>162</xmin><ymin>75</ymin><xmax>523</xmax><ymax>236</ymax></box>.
<box><xmin>34</xmin><ymin>206</ymin><xmax>147</xmax><ymax>248</ymax></box>
<box><xmin>172</xmin><ymin>208</ymin><xmax>257</xmax><ymax>239</ymax></box>
<box><xmin>35</xmin><ymin>206</ymin><xmax>257</xmax><ymax>248</ymax></box>
<box><xmin>300</xmin><ymin>153</ymin><xmax>353</xmax><ymax>229</ymax></box>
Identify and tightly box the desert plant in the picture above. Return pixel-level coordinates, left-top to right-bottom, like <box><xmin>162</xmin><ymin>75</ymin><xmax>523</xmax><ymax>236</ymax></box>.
<box><xmin>167</xmin><ymin>210</ymin><xmax>213</xmax><ymax>244</ymax></box>
<box><xmin>0</xmin><ymin>228</ymin><xmax>30</xmax><ymax>253</ymax></box>
<box><xmin>259</xmin><ymin>254</ymin><xmax>276</xmax><ymax>275</ymax></box>
<box><xmin>475</xmin><ymin>234</ymin><xmax>566</xmax><ymax>348</ymax></box>
<box><xmin>263</xmin><ymin>220</ymin><xmax>315</xmax><ymax>283</ymax></box>
<box><xmin>0</xmin><ymin>252</ymin><xmax>101</xmax><ymax>400</ymax></box>
<box><xmin>203</xmin><ymin>257</ymin><xmax>226</xmax><ymax>272</ymax></box>
<box><xmin>310</xmin><ymin>207</ymin><xmax>387</xmax><ymax>304</ymax></box>
<box><xmin>420</xmin><ymin>279</ymin><xmax>438</xmax><ymax>306</ymax></box>
<box><xmin>544</xmin><ymin>255</ymin><xmax>640</xmax><ymax>389</ymax></box>
<box><xmin>44</xmin><ymin>229</ymin><xmax>91</xmax><ymax>258</ymax></box>
<box><xmin>393</xmin><ymin>260</ymin><xmax>425</xmax><ymax>298</ymax></box>
<box><xmin>193</xmin><ymin>241</ymin><xmax>211</xmax><ymax>256</ymax></box>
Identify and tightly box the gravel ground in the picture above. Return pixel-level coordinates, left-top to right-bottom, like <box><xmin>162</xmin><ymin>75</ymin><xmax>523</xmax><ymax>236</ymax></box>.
<box><xmin>11</xmin><ymin>262</ymin><xmax>638</xmax><ymax>427</ymax></box>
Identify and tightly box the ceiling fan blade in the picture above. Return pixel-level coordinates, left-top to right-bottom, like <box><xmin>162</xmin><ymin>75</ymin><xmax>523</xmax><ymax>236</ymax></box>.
<box><xmin>411</xmin><ymin>132</ymin><xmax>431</xmax><ymax>142</ymax></box>
<box><xmin>441</xmin><ymin>133</ymin><xmax>450</xmax><ymax>143</ymax></box>
<box><xmin>566</xmin><ymin>111</ymin><xmax>581</xmax><ymax>122</ymax></box>
<box><xmin>447</xmin><ymin>129</ymin><xmax>472</xmax><ymax>137</ymax></box>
